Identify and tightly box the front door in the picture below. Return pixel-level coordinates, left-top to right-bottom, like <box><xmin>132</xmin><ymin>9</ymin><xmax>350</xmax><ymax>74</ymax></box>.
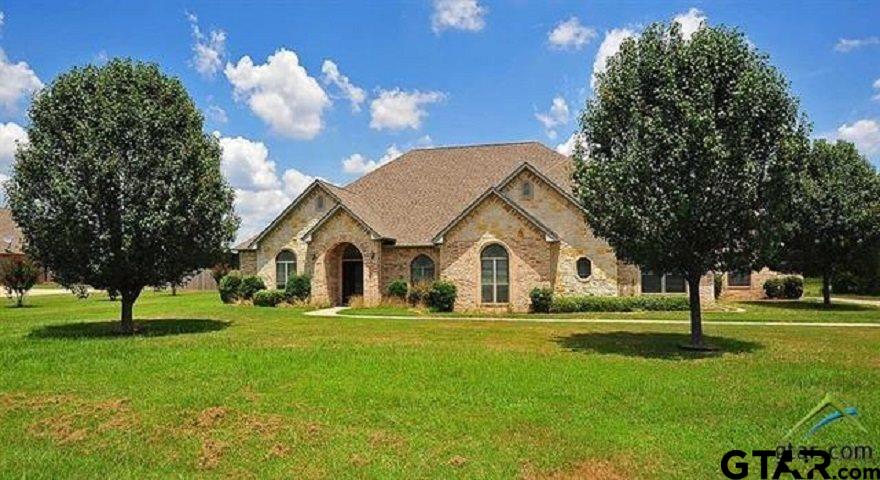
<box><xmin>341</xmin><ymin>259</ymin><xmax>363</xmax><ymax>304</ymax></box>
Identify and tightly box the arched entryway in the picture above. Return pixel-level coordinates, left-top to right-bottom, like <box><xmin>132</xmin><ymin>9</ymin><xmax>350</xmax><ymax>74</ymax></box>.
<box><xmin>340</xmin><ymin>243</ymin><xmax>363</xmax><ymax>305</ymax></box>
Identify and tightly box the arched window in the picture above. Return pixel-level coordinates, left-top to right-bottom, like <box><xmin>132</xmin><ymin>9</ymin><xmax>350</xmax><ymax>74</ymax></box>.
<box><xmin>521</xmin><ymin>180</ymin><xmax>533</xmax><ymax>199</ymax></box>
<box><xmin>275</xmin><ymin>250</ymin><xmax>297</xmax><ymax>289</ymax></box>
<box><xmin>481</xmin><ymin>244</ymin><xmax>509</xmax><ymax>303</ymax></box>
<box><xmin>576</xmin><ymin>257</ymin><xmax>592</xmax><ymax>279</ymax></box>
<box><xmin>410</xmin><ymin>255</ymin><xmax>436</xmax><ymax>284</ymax></box>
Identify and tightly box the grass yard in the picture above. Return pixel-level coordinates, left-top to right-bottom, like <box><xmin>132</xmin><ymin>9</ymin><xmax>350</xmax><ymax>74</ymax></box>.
<box><xmin>0</xmin><ymin>291</ymin><xmax>879</xmax><ymax>478</ymax></box>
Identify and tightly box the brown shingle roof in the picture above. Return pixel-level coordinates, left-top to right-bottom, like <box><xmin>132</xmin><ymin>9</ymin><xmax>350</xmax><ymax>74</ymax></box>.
<box><xmin>341</xmin><ymin>141</ymin><xmax>572</xmax><ymax>245</ymax></box>
<box><xmin>0</xmin><ymin>209</ymin><xmax>24</xmax><ymax>255</ymax></box>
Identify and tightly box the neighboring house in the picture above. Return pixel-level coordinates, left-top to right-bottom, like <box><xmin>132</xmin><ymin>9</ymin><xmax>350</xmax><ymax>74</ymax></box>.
<box><xmin>236</xmin><ymin>142</ymin><xmax>764</xmax><ymax>311</ymax></box>
<box><xmin>0</xmin><ymin>208</ymin><xmax>51</xmax><ymax>282</ymax></box>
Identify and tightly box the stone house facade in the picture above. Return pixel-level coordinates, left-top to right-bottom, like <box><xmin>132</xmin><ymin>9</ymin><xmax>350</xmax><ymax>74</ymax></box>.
<box><xmin>236</xmin><ymin>142</ymin><xmax>767</xmax><ymax>311</ymax></box>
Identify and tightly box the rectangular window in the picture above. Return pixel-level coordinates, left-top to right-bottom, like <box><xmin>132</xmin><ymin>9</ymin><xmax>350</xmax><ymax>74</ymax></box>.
<box><xmin>641</xmin><ymin>270</ymin><xmax>686</xmax><ymax>294</ymax></box>
<box><xmin>641</xmin><ymin>271</ymin><xmax>662</xmax><ymax>293</ymax></box>
<box><xmin>728</xmin><ymin>271</ymin><xmax>751</xmax><ymax>287</ymax></box>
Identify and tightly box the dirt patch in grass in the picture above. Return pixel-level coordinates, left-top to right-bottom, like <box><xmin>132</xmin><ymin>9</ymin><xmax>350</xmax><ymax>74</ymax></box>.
<box><xmin>197</xmin><ymin>437</ymin><xmax>228</xmax><ymax>470</ymax></box>
<box><xmin>266</xmin><ymin>442</ymin><xmax>290</xmax><ymax>459</ymax></box>
<box><xmin>368</xmin><ymin>429</ymin><xmax>407</xmax><ymax>452</ymax></box>
<box><xmin>28</xmin><ymin>414</ymin><xmax>88</xmax><ymax>444</ymax></box>
<box><xmin>448</xmin><ymin>455</ymin><xmax>468</xmax><ymax>468</ymax></box>
<box><xmin>195</xmin><ymin>406</ymin><xmax>228</xmax><ymax>429</ymax></box>
<box><xmin>520</xmin><ymin>458</ymin><xmax>632</xmax><ymax>480</ymax></box>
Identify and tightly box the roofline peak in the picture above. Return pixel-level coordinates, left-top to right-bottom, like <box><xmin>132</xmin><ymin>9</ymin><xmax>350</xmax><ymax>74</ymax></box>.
<box><xmin>410</xmin><ymin>140</ymin><xmax>545</xmax><ymax>152</ymax></box>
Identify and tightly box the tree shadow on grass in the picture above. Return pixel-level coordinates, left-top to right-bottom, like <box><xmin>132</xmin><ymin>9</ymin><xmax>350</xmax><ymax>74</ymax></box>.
<box><xmin>740</xmin><ymin>300</ymin><xmax>876</xmax><ymax>312</ymax></box>
<box><xmin>554</xmin><ymin>331</ymin><xmax>762</xmax><ymax>360</ymax></box>
<box><xmin>28</xmin><ymin>318</ymin><xmax>230</xmax><ymax>340</ymax></box>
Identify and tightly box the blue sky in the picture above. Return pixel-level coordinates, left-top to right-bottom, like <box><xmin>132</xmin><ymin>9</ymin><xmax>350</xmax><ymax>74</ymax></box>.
<box><xmin>0</xmin><ymin>1</ymin><xmax>878</xmax><ymax>239</ymax></box>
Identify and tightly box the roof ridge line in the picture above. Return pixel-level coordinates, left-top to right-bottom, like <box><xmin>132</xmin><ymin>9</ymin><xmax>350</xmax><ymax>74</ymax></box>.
<box><xmin>410</xmin><ymin>140</ymin><xmax>543</xmax><ymax>152</ymax></box>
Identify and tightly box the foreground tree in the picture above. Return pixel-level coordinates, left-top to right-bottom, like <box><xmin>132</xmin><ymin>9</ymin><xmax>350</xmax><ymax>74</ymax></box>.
<box><xmin>779</xmin><ymin>140</ymin><xmax>880</xmax><ymax>306</ymax></box>
<box><xmin>8</xmin><ymin>59</ymin><xmax>238</xmax><ymax>332</ymax></box>
<box><xmin>574</xmin><ymin>22</ymin><xmax>808</xmax><ymax>348</ymax></box>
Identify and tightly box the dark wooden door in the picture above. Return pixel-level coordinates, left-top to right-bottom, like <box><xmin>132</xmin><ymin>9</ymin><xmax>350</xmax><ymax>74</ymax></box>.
<box><xmin>341</xmin><ymin>260</ymin><xmax>363</xmax><ymax>304</ymax></box>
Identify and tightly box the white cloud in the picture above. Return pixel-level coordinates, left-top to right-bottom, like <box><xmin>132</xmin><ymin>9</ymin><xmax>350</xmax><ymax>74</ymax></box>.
<box><xmin>0</xmin><ymin>121</ymin><xmax>27</xmax><ymax>171</ymax></box>
<box><xmin>836</xmin><ymin>119</ymin><xmax>880</xmax><ymax>155</ymax></box>
<box><xmin>207</xmin><ymin>104</ymin><xmax>228</xmax><ymax>124</ymax></box>
<box><xmin>369</xmin><ymin>89</ymin><xmax>445</xmax><ymax>131</ymax></box>
<box><xmin>217</xmin><ymin>134</ymin><xmax>318</xmax><ymax>241</ymax></box>
<box><xmin>548</xmin><ymin>17</ymin><xmax>596</xmax><ymax>50</ymax></box>
<box><xmin>342</xmin><ymin>145</ymin><xmax>402</xmax><ymax>175</ymax></box>
<box><xmin>321</xmin><ymin>60</ymin><xmax>366</xmax><ymax>112</ymax></box>
<box><xmin>535</xmin><ymin>96</ymin><xmax>569</xmax><ymax>139</ymax></box>
<box><xmin>834</xmin><ymin>37</ymin><xmax>880</xmax><ymax>53</ymax></box>
<box><xmin>225</xmin><ymin>49</ymin><xmax>330</xmax><ymax>139</ymax></box>
<box><xmin>555</xmin><ymin>132</ymin><xmax>585</xmax><ymax>156</ymax></box>
<box><xmin>0</xmin><ymin>12</ymin><xmax>6</xmax><ymax>31</ymax></box>
<box><xmin>872</xmin><ymin>78</ymin><xmax>880</xmax><ymax>102</ymax></box>
<box><xmin>431</xmin><ymin>0</ymin><xmax>487</xmax><ymax>33</ymax></box>
<box><xmin>673</xmin><ymin>8</ymin><xmax>707</xmax><ymax>40</ymax></box>
<box><xmin>0</xmin><ymin>49</ymin><xmax>43</xmax><ymax>111</ymax></box>
<box><xmin>187</xmin><ymin>12</ymin><xmax>226</xmax><ymax>78</ymax></box>
<box><xmin>591</xmin><ymin>28</ymin><xmax>636</xmax><ymax>90</ymax></box>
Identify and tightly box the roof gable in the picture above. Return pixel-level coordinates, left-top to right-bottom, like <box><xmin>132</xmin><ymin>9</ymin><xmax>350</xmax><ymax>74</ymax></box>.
<box><xmin>432</xmin><ymin>188</ymin><xmax>559</xmax><ymax>244</ymax></box>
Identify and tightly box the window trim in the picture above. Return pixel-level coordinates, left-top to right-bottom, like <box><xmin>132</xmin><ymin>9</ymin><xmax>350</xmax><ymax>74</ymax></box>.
<box><xmin>576</xmin><ymin>257</ymin><xmax>592</xmax><ymax>280</ymax></box>
<box><xmin>410</xmin><ymin>254</ymin><xmax>436</xmax><ymax>284</ymax></box>
<box><xmin>641</xmin><ymin>270</ymin><xmax>687</xmax><ymax>294</ymax></box>
<box><xmin>727</xmin><ymin>270</ymin><xmax>752</xmax><ymax>288</ymax></box>
<box><xmin>275</xmin><ymin>250</ymin><xmax>297</xmax><ymax>289</ymax></box>
<box><xmin>480</xmin><ymin>243</ymin><xmax>510</xmax><ymax>304</ymax></box>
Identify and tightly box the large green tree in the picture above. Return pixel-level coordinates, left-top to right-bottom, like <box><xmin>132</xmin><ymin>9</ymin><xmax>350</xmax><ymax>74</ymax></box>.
<box><xmin>780</xmin><ymin>140</ymin><xmax>880</xmax><ymax>306</ymax></box>
<box><xmin>574</xmin><ymin>22</ymin><xmax>808</xmax><ymax>348</ymax></box>
<box><xmin>7</xmin><ymin>59</ymin><xmax>238</xmax><ymax>332</ymax></box>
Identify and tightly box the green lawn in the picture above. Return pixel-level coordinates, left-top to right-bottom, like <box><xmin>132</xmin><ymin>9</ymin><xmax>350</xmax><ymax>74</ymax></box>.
<box><xmin>803</xmin><ymin>276</ymin><xmax>880</xmax><ymax>301</ymax></box>
<box><xmin>1</xmin><ymin>291</ymin><xmax>879</xmax><ymax>478</ymax></box>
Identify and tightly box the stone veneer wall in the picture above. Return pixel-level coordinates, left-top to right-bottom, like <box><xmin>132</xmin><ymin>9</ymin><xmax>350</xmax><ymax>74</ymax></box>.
<box><xmin>720</xmin><ymin>268</ymin><xmax>779</xmax><ymax>300</ymax></box>
<box><xmin>306</xmin><ymin>209</ymin><xmax>382</xmax><ymax>306</ymax></box>
<box><xmin>248</xmin><ymin>188</ymin><xmax>337</xmax><ymax>288</ymax></box>
<box><xmin>439</xmin><ymin>195</ymin><xmax>555</xmax><ymax>312</ymax></box>
<box><xmin>380</xmin><ymin>246</ymin><xmax>440</xmax><ymax>292</ymax></box>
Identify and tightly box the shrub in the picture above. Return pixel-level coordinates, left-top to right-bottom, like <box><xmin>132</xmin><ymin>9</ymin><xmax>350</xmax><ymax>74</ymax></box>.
<box><xmin>783</xmin><ymin>276</ymin><xmax>804</xmax><ymax>299</ymax></box>
<box><xmin>285</xmin><ymin>274</ymin><xmax>312</xmax><ymax>302</ymax></box>
<box><xmin>70</xmin><ymin>284</ymin><xmax>90</xmax><ymax>300</ymax></box>
<box><xmin>529</xmin><ymin>287</ymin><xmax>554</xmax><ymax>313</ymax></box>
<box><xmin>0</xmin><ymin>257</ymin><xmax>39</xmax><ymax>307</ymax></box>
<box><xmin>253</xmin><ymin>290</ymin><xmax>285</xmax><ymax>307</ymax></box>
<box><xmin>218</xmin><ymin>273</ymin><xmax>242</xmax><ymax>303</ymax></box>
<box><xmin>387</xmin><ymin>279</ymin><xmax>408</xmax><ymax>300</ymax></box>
<box><xmin>427</xmin><ymin>280</ymin><xmax>457</xmax><ymax>312</ymax></box>
<box><xmin>549</xmin><ymin>295</ymin><xmax>689</xmax><ymax>313</ymax></box>
<box><xmin>765</xmin><ymin>276</ymin><xmax>802</xmax><ymax>299</ymax></box>
<box><xmin>407</xmin><ymin>281</ymin><xmax>431</xmax><ymax>306</ymax></box>
<box><xmin>238</xmin><ymin>275</ymin><xmax>266</xmax><ymax>300</ymax></box>
<box><xmin>107</xmin><ymin>288</ymin><xmax>120</xmax><ymax>301</ymax></box>
<box><xmin>713</xmin><ymin>273</ymin><xmax>723</xmax><ymax>300</ymax></box>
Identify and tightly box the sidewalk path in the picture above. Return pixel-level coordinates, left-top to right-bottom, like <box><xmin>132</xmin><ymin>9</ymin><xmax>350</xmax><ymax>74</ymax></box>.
<box><xmin>305</xmin><ymin>307</ymin><xmax>880</xmax><ymax>328</ymax></box>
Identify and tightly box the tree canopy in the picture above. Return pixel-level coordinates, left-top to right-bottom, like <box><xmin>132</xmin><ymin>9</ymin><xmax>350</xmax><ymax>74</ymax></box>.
<box><xmin>8</xmin><ymin>59</ymin><xmax>238</xmax><ymax>331</ymax></box>
<box><xmin>574</xmin><ymin>22</ymin><xmax>808</xmax><ymax>347</ymax></box>
<box><xmin>779</xmin><ymin>140</ymin><xmax>880</xmax><ymax>305</ymax></box>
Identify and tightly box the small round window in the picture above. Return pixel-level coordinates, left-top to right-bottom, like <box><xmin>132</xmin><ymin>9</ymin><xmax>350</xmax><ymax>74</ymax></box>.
<box><xmin>576</xmin><ymin>257</ymin><xmax>592</xmax><ymax>279</ymax></box>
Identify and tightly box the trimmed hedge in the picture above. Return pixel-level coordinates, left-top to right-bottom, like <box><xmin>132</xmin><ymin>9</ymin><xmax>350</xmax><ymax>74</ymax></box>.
<box><xmin>529</xmin><ymin>287</ymin><xmax>554</xmax><ymax>313</ymax></box>
<box><xmin>427</xmin><ymin>280</ymin><xmax>457</xmax><ymax>312</ymax></box>
<box><xmin>387</xmin><ymin>279</ymin><xmax>408</xmax><ymax>299</ymax></box>
<box><xmin>253</xmin><ymin>290</ymin><xmax>286</xmax><ymax>307</ymax></box>
<box><xmin>550</xmin><ymin>294</ymin><xmax>690</xmax><ymax>313</ymax></box>
<box><xmin>763</xmin><ymin>276</ymin><xmax>803</xmax><ymax>299</ymax></box>
<box><xmin>238</xmin><ymin>275</ymin><xmax>266</xmax><ymax>300</ymax></box>
<box><xmin>407</xmin><ymin>282</ymin><xmax>431</xmax><ymax>306</ymax></box>
<box><xmin>285</xmin><ymin>274</ymin><xmax>311</xmax><ymax>302</ymax></box>
<box><xmin>218</xmin><ymin>273</ymin><xmax>242</xmax><ymax>303</ymax></box>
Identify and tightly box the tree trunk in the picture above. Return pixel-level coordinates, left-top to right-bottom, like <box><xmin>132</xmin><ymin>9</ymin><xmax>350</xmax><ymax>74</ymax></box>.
<box><xmin>119</xmin><ymin>289</ymin><xmax>141</xmax><ymax>334</ymax></box>
<box><xmin>822</xmin><ymin>273</ymin><xmax>832</xmax><ymax>306</ymax></box>
<box><xmin>687</xmin><ymin>273</ymin><xmax>704</xmax><ymax>348</ymax></box>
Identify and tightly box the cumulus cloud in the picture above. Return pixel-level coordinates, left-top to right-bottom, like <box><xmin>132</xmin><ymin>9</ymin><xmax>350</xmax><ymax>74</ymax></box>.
<box><xmin>535</xmin><ymin>96</ymin><xmax>569</xmax><ymax>139</ymax></box>
<box><xmin>555</xmin><ymin>132</ymin><xmax>585</xmax><ymax>156</ymax></box>
<box><xmin>342</xmin><ymin>145</ymin><xmax>402</xmax><ymax>175</ymax></box>
<box><xmin>834</xmin><ymin>37</ymin><xmax>880</xmax><ymax>53</ymax></box>
<box><xmin>321</xmin><ymin>60</ymin><xmax>366</xmax><ymax>112</ymax></box>
<box><xmin>431</xmin><ymin>0</ymin><xmax>487</xmax><ymax>33</ymax></box>
<box><xmin>836</xmin><ymin>119</ymin><xmax>880</xmax><ymax>155</ymax></box>
<box><xmin>207</xmin><ymin>104</ymin><xmax>228</xmax><ymax>124</ymax></box>
<box><xmin>0</xmin><ymin>121</ymin><xmax>27</xmax><ymax>170</ymax></box>
<box><xmin>673</xmin><ymin>8</ymin><xmax>707</xmax><ymax>40</ymax></box>
<box><xmin>0</xmin><ymin>49</ymin><xmax>43</xmax><ymax>111</ymax></box>
<box><xmin>591</xmin><ymin>28</ymin><xmax>636</xmax><ymax>90</ymax></box>
<box><xmin>225</xmin><ymin>49</ymin><xmax>330</xmax><ymax>139</ymax></box>
<box><xmin>548</xmin><ymin>17</ymin><xmax>596</xmax><ymax>50</ymax></box>
<box><xmin>872</xmin><ymin>78</ymin><xmax>880</xmax><ymax>102</ymax></box>
<box><xmin>217</xmin><ymin>134</ymin><xmax>318</xmax><ymax>241</ymax></box>
<box><xmin>187</xmin><ymin>12</ymin><xmax>227</xmax><ymax>78</ymax></box>
<box><xmin>369</xmin><ymin>89</ymin><xmax>445</xmax><ymax>131</ymax></box>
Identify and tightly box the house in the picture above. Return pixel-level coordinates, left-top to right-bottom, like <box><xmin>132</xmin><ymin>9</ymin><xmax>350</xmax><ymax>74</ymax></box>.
<box><xmin>0</xmin><ymin>208</ymin><xmax>51</xmax><ymax>282</ymax></box>
<box><xmin>236</xmin><ymin>142</ymin><xmax>767</xmax><ymax>311</ymax></box>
